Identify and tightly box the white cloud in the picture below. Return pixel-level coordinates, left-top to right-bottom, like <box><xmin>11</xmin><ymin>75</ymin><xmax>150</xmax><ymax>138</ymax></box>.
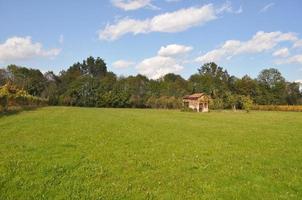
<box><xmin>0</xmin><ymin>36</ymin><xmax>61</xmax><ymax>62</ymax></box>
<box><xmin>276</xmin><ymin>32</ymin><xmax>298</xmax><ymax>41</ymax></box>
<box><xmin>136</xmin><ymin>56</ymin><xmax>183</xmax><ymax>79</ymax></box>
<box><xmin>296</xmin><ymin>80</ymin><xmax>302</xmax><ymax>91</ymax></box>
<box><xmin>158</xmin><ymin>44</ymin><xmax>192</xmax><ymax>57</ymax></box>
<box><xmin>136</xmin><ymin>43</ymin><xmax>192</xmax><ymax>79</ymax></box>
<box><xmin>112</xmin><ymin>60</ymin><xmax>135</xmax><ymax>68</ymax></box>
<box><xmin>216</xmin><ymin>1</ymin><xmax>242</xmax><ymax>14</ymax></box>
<box><xmin>283</xmin><ymin>54</ymin><xmax>302</xmax><ymax>64</ymax></box>
<box><xmin>99</xmin><ymin>4</ymin><xmax>217</xmax><ymax>40</ymax></box>
<box><xmin>273</xmin><ymin>48</ymin><xmax>289</xmax><ymax>58</ymax></box>
<box><xmin>150</xmin><ymin>5</ymin><xmax>217</xmax><ymax>32</ymax></box>
<box><xmin>111</xmin><ymin>0</ymin><xmax>157</xmax><ymax>11</ymax></box>
<box><xmin>293</xmin><ymin>40</ymin><xmax>302</xmax><ymax>48</ymax></box>
<box><xmin>165</xmin><ymin>0</ymin><xmax>181</xmax><ymax>2</ymax></box>
<box><xmin>196</xmin><ymin>31</ymin><xmax>298</xmax><ymax>63</ymax></box>
<box><xmin>99</xmin><ymin>18</ymin><xmax>150</xmax><ymax>41</ymax></box>
<box><xmin>113</xmin><ymin>0</ymin><xmax>148</xmax><ymax>10</ymax></box>
<box><xmin>260</xmin><ymin>3</ymin><xmax>275</xmax><ymax>13</ymax></box>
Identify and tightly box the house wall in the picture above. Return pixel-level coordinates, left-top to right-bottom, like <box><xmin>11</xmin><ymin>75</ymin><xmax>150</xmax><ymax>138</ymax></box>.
<box><xmin>198</xmin><ymin>96</ymin><xmax>209</xmax><ymax>112</ymax></box>
<box><xmin>201</xmin><ymin>103</ymin><xmax>209</xmax><ymax>112</ymax></box>
<box><xmin>183</xmin><ymin>98</ymin><xmax>209</xmax><ymax>112</ymax></box>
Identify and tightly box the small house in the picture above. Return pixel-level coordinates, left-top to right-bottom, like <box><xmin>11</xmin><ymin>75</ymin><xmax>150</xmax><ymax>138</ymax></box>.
<box><xmin>183</xmin><ymin>93</ymin><xmax>210</xmax><ymax>112</ymax></box>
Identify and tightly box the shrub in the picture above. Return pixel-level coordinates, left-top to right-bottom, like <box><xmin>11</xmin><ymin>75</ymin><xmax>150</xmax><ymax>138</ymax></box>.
<box><xmin>238</xmin><ymin>95</ymin><xmax>253</xmax><ymax>112</ymax></box>
<box><xmin>146</xmin><ymin>96</ymin><xmax>182</xmax><ymax>109</ymax></box>
<box><xmin>0</xmin><ymin>84</ymin><xmax>48</xmax><ymax>112</ymax></box>
<box><xmin>180</xmin><ymin>107</ymin><xmax>194</xmax><ymax>112</ymax></box>
<box><xmin>209</xmin><ymin>98</ymin><xmax>224</xmax><ymax>110</ymax></box>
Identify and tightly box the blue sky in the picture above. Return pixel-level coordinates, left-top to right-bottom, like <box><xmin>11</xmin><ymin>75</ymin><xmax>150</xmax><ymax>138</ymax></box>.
<box><xmin>0</xmin><ymin>0</ymin><xmax>302</xmax><ymax>82</ymax></box>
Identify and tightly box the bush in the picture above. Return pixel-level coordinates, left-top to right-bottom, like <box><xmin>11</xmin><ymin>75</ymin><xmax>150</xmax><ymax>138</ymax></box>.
<box><xmin>209</xmin><ymin>98</ymin><xmax>224</xmax><ymax>110</ymax></box>
<box><xmin>0</xmin><ymin>84</ymin><xmax>48</xmax><ymax>112</ymax></box>
<box><xmin>146</xmin><ymin>96</ymin><xmax>182</xmax><ymax>109</ymax></box>
<box><xmin>238</xmin><ymin>95</ymin><xmax>253</xmax><ymax>112</ymax></box>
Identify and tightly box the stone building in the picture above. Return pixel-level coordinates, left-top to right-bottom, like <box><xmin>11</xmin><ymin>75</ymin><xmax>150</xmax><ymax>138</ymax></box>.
<box><xmin>183</xmin><ymin>93</ymin><xmax>209</xmax><ymax>112</ymax></box>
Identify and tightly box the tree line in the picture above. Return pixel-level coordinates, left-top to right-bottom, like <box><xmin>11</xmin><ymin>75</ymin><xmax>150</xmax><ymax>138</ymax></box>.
<box><xmin>1</xmin><ymin>56</ymin><xmax>301</xmax><ymax>110</ymax></box>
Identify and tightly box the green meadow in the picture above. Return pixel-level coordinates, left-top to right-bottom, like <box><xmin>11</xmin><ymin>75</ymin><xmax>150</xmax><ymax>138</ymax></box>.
<box><xmin>1</xmin><ymin>107</ymin><xmax>302</xmax><ymax>199</ymax></box>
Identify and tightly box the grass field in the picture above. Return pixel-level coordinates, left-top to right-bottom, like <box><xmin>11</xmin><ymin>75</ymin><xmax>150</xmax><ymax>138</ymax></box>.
<box><xmin>1</xmin><ymin>107</ymin><xmax>302</xmax><ymax>199</ymax></box>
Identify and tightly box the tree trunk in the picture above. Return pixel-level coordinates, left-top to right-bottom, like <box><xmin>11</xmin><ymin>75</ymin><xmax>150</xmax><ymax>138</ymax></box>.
<box><xmin>232</xmin><ymin>104</ymin><xmax>236</xmax><ymax>111</ymax></box>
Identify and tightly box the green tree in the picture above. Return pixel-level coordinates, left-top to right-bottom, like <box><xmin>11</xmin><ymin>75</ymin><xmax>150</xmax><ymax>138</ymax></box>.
<box><xmin>225</xmin><ymin>92</ymin><xmax>238</xmax><ymax>110</ymax></box>
<box><xmin>0</xmin><ymin>69</ymin><xmax>8</xmax><ymax>86</ymax></box>
<box><xmin>82</xmin><ymin>56</ymin><xmax>107</xmax><ymax>78</ymax></box>
<box><xmin>122</xmin><ymin>74</ymin><xmax>149</xmax><ymax>107</ymax></box>
<box><xmin>7</xmin><ymin>65</ymin><xmax>46</xmax><ymax>96</ymax></box>
<box><xmin>257</xmin><ymin>68</ymin><xmax>286</xmax><ymax>104</ymax></box>
<box><xmin>161</xmin><ymin>73</ymin><xmax>188</xmax><ymax>97</ymax></box>
<box><xmin>285</xmin><ymin>82</ymin><xmax>301</xmax><ymax>105</ymax></box>
<box><xmin>190</xmin><ymin>62</ymin><xmax>230</xmax><ymax>98</ymax></box>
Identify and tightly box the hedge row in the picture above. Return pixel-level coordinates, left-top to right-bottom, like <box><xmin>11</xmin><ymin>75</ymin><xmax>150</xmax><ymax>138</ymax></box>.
<box><xmin>252</xmin><ymin>105</ymin><xmax>302</xmax><ymax>112</ymax></box>
<box><xmin>146</xmin><ymin>96</ymin><xmax>182</xmax><ymax>109</ymax></box>
<box><xmin>0</xmin><ymin>84</ymin><xmax>48</xmax><ymax>112</ymax></box>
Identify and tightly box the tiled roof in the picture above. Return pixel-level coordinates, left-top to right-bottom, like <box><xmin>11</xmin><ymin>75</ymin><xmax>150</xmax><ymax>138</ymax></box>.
<box><xmin>183</xmin><ymin>93</ymin><xmax>205</xmax><ymax>100</ymax></box>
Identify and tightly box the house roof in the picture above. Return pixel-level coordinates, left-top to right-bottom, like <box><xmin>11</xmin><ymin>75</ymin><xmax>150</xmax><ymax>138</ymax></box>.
<box><xmin>183</xmin><ymin>93</ymin><xmax>206</xmax><ymax>100</ymax></box>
